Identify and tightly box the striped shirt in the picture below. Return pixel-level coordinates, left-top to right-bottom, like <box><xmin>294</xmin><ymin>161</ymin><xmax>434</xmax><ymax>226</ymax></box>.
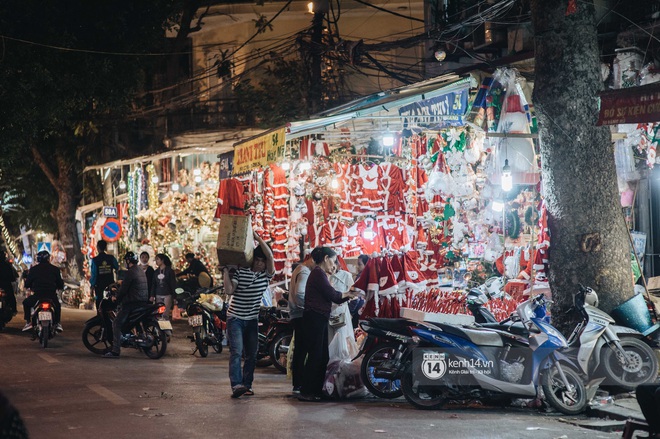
<box><xmin>227</xmin><ymin>267</ymin><xmax>273</xmax><ymax>320</ymax></box>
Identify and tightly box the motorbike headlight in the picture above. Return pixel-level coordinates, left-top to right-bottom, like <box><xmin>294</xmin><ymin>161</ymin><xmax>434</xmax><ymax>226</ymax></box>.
<box><xmin>535</xmin><ymin>320</ymin><xmax>567</xmax><ymax>347</ymax></box>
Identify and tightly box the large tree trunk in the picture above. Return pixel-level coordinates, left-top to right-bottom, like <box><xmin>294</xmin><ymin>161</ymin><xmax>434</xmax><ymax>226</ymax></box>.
<box><xmin>530</xmin><ymin>0</ymin><xmax>633</xmax><ymax>332</ymax></box>
<box><xmin>31</xmin><ymin>146</ymin><xmax>83</xmax><ymax>281</ymax></box>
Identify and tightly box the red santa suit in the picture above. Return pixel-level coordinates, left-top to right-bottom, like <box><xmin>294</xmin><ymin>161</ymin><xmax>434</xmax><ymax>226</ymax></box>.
<box><xmin>214</xmin><ymin>178</ymin><xmax>246</xmax><ymax>219</ymax></box>
<box><xmin>380</xmin><ymin>163</ymin><xmax>407</xmax><ymax>216</ymax></box>
<box><xmin>379</xmin><ymin>217</ymin><xmax>411</xmax><ymax>252</ymax></box>
<box><xmin>355</xmin><ymin>164</ymin><xmax>383</xmax><ymax>214</ymax></box>
<box><xmin>343</xmin><ymin>223</ymin><xmax>362</xmax><ymax>258</ymax></box>
<box><xmin>357</xmin><ymin>218</ymin><xmax>384</xmax><ymax>255</ymax></box>
<box><xmin>319</xmin><ymin>218</ymin><xmax>348</xmax><ymax>254</ymax></box>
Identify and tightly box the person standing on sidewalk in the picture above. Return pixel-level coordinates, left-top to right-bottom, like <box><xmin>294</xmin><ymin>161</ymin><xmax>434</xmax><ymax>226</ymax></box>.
<box><xmin>288</xmin><ymin>252</ymin><xmax>315</xmax><ymax>394</ymax></box>
<box><xmin>223</xmin><ymin>232</ymin><xmax>274</xmax><ymax>399</ymax></box>
<box><xmin>90</xmin><ymin>240</ymin><xmax>119</xmax><ymax>310</ymax></box>
<box><xmin>151</xmin><ymin>254</ymin><xmax>176</xmax><ymax>320</ymax></box>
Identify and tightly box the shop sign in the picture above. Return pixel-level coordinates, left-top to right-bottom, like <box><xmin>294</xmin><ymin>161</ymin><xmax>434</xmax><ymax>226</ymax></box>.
<box><xmin>103</xmin><ymin>206</ymin><xmax>118</xmax><ymax>218</ymax></box>
<box><xmin>233</xmin><ymin>127</ymin><xmax>286</xmax><ymax>175</ymax></box>
<box><xmin>598</xmin><ymin>83</ymin><xmax>660</xmax><ymax>125</ymax></box>
<box><xmin>101</xmin><ymin>218</ymin><xmax>122</xmax><ymax>243</ymax></box>
<box><xmin>398</xmin><ymin>87</ymin><xmax>469</xmax><ymax>127</ymax></box>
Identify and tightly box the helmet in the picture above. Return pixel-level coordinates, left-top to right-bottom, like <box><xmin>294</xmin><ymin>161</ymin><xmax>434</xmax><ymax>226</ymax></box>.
<box><xmin>124</xmin><ymin>251</ymin><xmax>138</xmax><ymax>265</ymax></box>
<box><xmin>584</xmin><ymin>287</ymin><xmax>599</xmax><ymax>307</ymax></box>
<box><xmin>481</xmin><ymin>276</ymin><xmax>504</xmax><ymax>299</ymax></box>
<box><xmin>36</xmin><ymin>250</ymin><xmax>51</xmax><ymax>263</ymax></box>
<box><xmin>466</xmin><ymin>288</ymin><xmax>489</xmax><ymax>306</ymax></box>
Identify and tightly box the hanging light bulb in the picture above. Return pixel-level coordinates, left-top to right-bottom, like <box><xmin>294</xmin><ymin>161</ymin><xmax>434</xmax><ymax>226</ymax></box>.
<box><xmin>171</xmin><ymin>182</ymin><xmax>180</xmax><ymax>191</ymax></box>
<box><xmin>362</xmin><ymin>228</ymin><xmax>375</xmax><ymax>240</ymax></box>
<box><xmin>118</xmin><ymin>180</ymin><xmax>127</xmax><ymax>190</ymax></box>
<box><xmin>307</xmin><ymin>1</ymin><xmax>314</xmax><ymax>13</ymax></box>
<box><xmin>281</xmin><ymin>161</ymin><xmax>291</xmax><ymax>171</ymax></box>
<box><xmin>501</xmin><ymin>159</ymin><xmax>513</xmax><ymax>192</ymax></box>
<box><xmin>151</xmin><ymin>175</ymin><xmax>159</xmax><ymax>184</ymax></box>
<box><xmin>382</xmin><ymin>132</ymin><xmax>395</xmax><ymax>147</ymax></box>
<box><xmin>194</xmin><ymin>175</ymin><xmax>202</xmax><ymax>183</ymax></box>
<box><xmin>193</xmin><ymin>168</ymin><xmax>201</xmax><ymax>176</ymax></box>
<box><xmin>330</xmin><ymin>177</ymin><xmax>339</xmax><ymax>189</ymax></box>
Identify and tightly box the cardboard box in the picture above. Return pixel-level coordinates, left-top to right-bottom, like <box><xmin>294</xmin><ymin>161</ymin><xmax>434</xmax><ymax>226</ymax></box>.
<box><xmin>400</xmin><ymin>307</ymin><xmax>475</xmax><ymax>326</ymax></box>
<box><xmin>216</xmin><ymin>215</ymin><xmax>254</xmax><ymax>267</ymax></box>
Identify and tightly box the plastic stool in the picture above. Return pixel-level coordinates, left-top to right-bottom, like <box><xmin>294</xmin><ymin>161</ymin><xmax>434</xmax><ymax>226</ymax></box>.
<box><xmin>622</xmin><ymin>419</ymin><xmax>651</xmax><ymax>439</ymax></box>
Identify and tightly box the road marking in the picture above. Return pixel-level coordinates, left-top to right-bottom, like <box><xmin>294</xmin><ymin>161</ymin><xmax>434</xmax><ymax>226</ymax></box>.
<box><xmin>87</xmin><ymin>384</ymin><xmax>130</xmax><ymax>405</ymax></box>
<box><xmin>37</xmin><ymin>353</ymin><xmax>59</xmax><ymax>364</ymax></box>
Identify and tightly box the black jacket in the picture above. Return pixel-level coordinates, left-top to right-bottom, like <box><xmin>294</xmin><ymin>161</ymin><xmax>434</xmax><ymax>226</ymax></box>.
<box><xmin>116</xmin><ymin>265</ymin><xmax>149</xmax><ymax>305</ymax></box>
<box><xmin>25</xmin><ymin>262</ymin><xmax>64</xmax><ymax>296</ymax></box>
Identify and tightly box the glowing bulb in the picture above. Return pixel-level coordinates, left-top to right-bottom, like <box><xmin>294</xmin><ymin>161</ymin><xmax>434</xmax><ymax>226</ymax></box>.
<box><xmin>194</xmin><ymin>175</ymin><xmax>202</xmax><ymax>183</ymax></box>
<box><xmin>118</xmin><ymin>180</ymin><xmax>126</xmax><ymax>190</ymax></box>
<box><xmin>171</xmin><ymin>182</ymin><xmax>180</xmax><ymax>191</ymax></box>
<box><xmin>382</xmin><ymin>133</ymin><xmax>394</xmax><ymax>147</ymax></box>
<box><xmin>299</xmin><ymin>162</ymin><xmax>312</xmax><ymax>171</ymax></box>
<box><xmin>307</xmin><ymin>1</ymin><xmax>314</xmax><ymax>13</ymax></box>
<box><xmin>281</xmin><ymin>161</ymin><xmax>291</xmax><ymax>171</ymax></box>
<box><xmin>501</xmin><ymin>159</ymin><xmax>512</xmax><ymax>192</ymax></box>
<box><xmin>193</xmin><ymin>168</ymin><xmax>201</xmax><ymax>176</ymax></box>
<box><xmin>151</xmin><ymin>175</ymin><xmax>159</xmax><ymax>184</ymax></box>
<box><xmin>362</xmin><ymin>229</ymin><xmax>375</xmax><ymax>240</ymax></box>
<box><xmin>492</xmin><ymin>201</ymin><xmax>504</xmax><ymax>212</ymax></box>
<box><xmin>330</xmin><ymin>177</ymin><xmax>339</xmax><ymax>189</ymax></box>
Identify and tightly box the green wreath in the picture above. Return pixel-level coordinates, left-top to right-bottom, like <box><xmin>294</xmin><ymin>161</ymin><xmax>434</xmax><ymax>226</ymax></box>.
<box><xmin>506</xmin><ymin>210</ymin><xmax>521</xmax><ymax>239</ymax></box>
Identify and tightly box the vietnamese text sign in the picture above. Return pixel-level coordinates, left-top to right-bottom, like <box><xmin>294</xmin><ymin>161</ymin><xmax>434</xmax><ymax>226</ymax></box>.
<box><xmin>233</xmin><ymin>128</ymin><xmax>286</xmax><ymax>175</ymax></box>
<box><xmin>598</xmin><ymin>83</ymin><xmax>660</xmax><ymax>125</ymax></box>
<box><xmin>398</xmin><ymin>87</ymin><xmax>469</xmax><ymax>127</ymax></box>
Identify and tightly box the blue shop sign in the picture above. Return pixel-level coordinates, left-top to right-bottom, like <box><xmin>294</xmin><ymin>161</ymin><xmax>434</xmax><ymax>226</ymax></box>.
<box><xmin>398</xmin><ymin>87</ymin><xmax>469</xmax><ymax>128</ymax></box>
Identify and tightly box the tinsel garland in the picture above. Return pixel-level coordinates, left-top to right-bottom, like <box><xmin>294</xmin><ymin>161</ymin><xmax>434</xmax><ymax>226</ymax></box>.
<box><xmin>146</xmin><ymin>164</ymin><xmax>159</xmax><ymax>209</ymax></box>
<box><xmin>128</xmin><ymin>172</ymin><xmax>138</xmax><ymax>238</ymax></box>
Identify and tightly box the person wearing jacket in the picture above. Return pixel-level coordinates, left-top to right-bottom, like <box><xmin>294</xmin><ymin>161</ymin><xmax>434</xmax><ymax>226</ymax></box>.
<box><xmin>151</xmin><ymin>253</ymin><xmax>176</xmax><ymax>320</ymax></box>
<box><xmin>288</xmin><ymin>254</ymin><xmax>315</xmax><ymax>394</ymax></box>
<box><xmin>22</xmin><ymin>250</ymin><xmax>64</xmax><ymax>332</ymax></box>
<box><xmin>90</xmin><ymin>240</ymin><xmax>119</xmax><ymax>310</ymax></box>
<box><xmin>298</xmin><ymin>247</ymin><xmax>357</xmax><ymax>402</ymax></box>
<box><xmin>104</xmin><ymin>252</ymin><xmax>149</xmax><ymax>358</ymax></box>
<box><xmin>0</xmin><ymin>250</ymin><xmax>18</xmax><ymax>316</ymax></box>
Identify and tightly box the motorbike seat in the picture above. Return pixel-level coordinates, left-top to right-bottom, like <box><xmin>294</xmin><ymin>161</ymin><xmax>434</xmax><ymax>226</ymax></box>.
<box><xmin>481</xmin><ymin>322</ymin><xmax>531</xmax><ymax>337</ymax></box>
<box><xmin>368</xmin><ymin>318</ymin><xmax>415</xmax><ymax>332</ymax></box>
<box><xmin>127</xmin><ymin>302</ymin><xmax>156</xmax><ymax>319</ymax></box>
<box><xmin>437</xmin><ymin>324</ymin><xmax>504</xmax><ymax>347</ymax></box>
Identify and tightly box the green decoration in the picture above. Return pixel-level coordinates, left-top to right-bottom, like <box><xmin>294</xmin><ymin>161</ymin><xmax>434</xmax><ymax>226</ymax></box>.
<box><xmin>443</xmin><ymin>203</ymin><xmax>455</xmax><ymax>220</ymax></box>
<box><xmin>506</xmin><ymin>210</ymin><xmax>521</xmax><ymax>239</ymax></box>
<box><xmin>429</xmin><ymin>151</ymin><xmax>439</xmax><ymax>163</ymax></box>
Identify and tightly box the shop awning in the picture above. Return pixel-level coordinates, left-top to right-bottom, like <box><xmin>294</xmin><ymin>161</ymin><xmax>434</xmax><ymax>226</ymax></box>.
<box><xmin>286</xmin><ymin>75</ymin><xmax>473</xmax><ymax>140</ymax></box>
<box><xmin>598</xmin><ymin>82</ymin><xmax>660</xmax><ymax>125</ymax></box>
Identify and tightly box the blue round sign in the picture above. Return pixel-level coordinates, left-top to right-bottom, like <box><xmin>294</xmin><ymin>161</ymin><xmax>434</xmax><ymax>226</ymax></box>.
<box><xmin>101</xmin><ymin>218</ymin><xmax>122</xmax><ymax>242</ymax></box>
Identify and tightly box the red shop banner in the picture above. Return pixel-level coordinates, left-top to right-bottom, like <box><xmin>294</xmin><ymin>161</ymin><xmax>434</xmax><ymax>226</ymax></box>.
<box><xmin>598</xmin><ymin>82</ymin><xmax>660</xmax><ymax>125</ymax></box>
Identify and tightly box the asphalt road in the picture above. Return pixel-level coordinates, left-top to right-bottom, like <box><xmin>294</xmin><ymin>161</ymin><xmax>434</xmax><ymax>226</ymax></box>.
<box><xmin>0</xmin><ymin>307</ymin><xmax>621</xmax><ymax>439</ymax></box>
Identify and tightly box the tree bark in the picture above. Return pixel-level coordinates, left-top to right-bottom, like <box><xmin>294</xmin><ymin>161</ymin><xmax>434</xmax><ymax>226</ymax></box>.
<box><xmin>31</xmin><ymin>146</ymin><xmax>83</xmax><ymax>280</ymax></box>
<box><xmin>530</xmin><ymin>0</ymin><xmax>633</xmax><ymax>332</ymax></box>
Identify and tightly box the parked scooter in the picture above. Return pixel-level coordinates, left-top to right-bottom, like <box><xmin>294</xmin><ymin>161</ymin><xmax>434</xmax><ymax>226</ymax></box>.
<box><xmin>29</xmin><ymin>299</ymin><xmax>57</xmax><ymax>348</ymax></box>
<box><xmin>468</xmin><ymin>282</ymin><xmax>659</xmax><ymax>391</ymax></box>
<box><xmin>82</xmin><ymin>284</ymin><xmax>169</xmax><ymax>359</ymax></box>
<box><xmin>401</xmin><ymin>294</ymin><xmax>588</xmax><ymax>414</ymax></box>
<box><xmin>256</xmin><ymin>306</ymin><xmax>293</xmax><ymax>373</ymax></box>
<box><xmin>0</xmin><ymin>287</ymin><xmax>15</xmax><ymax>331</ymax></box>
<box><xmin>176</xmin><ymin>286</ymin><xmax>226</xmax><ymax>357</ymax></box>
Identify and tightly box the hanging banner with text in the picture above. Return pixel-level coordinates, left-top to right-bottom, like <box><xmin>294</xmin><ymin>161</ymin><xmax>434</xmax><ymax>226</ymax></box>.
<box><xmin>398</xmin><ymin>86</ymin><xmax>470</xmax><ymax>128</ymax></box>
<box><xmin>232</xmin><ymin>127</ymin><xmax>286</xmax><ymax>175</ymax></box>
<box><xmin>598</xmin><ymin>83</ymin><xmax>660</xmax><ymax>125</ymax></box>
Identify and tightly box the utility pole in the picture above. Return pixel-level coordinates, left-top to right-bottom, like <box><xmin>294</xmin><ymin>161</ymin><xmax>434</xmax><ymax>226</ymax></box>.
<box><xmin>309</xmin><ymin>0</ymin><xmax>328</xmax><ymax>115</ymax></box>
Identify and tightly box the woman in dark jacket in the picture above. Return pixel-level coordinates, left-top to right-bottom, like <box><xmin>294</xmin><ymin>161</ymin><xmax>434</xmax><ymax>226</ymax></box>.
<box><xmin>151</xmin><ymin>254</ymin><xmax>177</xmax><ymax>320</ymax></box>
<box><xmin>298</xmin><ymin>247</ymin><xmax>356</xmax><ymax>402</ymax></box>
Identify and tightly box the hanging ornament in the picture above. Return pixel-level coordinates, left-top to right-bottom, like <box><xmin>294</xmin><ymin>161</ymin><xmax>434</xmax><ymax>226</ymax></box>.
<box><xmin>146</xmin><ymin>164</ymin><xmax>159</xmax><ymax>210</ymax></box>
<box><xmin>443</xmin><ymin>203</ymin><xmax>456</xmax><ymax>220</ymax></box>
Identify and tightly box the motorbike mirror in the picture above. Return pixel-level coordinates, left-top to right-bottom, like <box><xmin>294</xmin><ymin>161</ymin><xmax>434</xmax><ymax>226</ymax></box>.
<box><xmin>175</xmin><ymin>288</ymin><xmax>186</xmax><ymax>295</ymax></box>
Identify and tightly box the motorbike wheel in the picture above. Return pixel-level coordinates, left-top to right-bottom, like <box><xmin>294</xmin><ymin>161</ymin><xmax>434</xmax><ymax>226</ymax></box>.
<box><xmin>82</xmin><ymin>320</ymin><xmax>111</xmax><ymax>355</ymax></box>
<box><xmin>142</xmin><ymin>321</ymin><xmax>168</xmax><ymax>359</ymax></box>
<box><xmin>39</xmin><ymin>324</ymin><xmax>48</xmax><ymax>349</ymax></box>
<box><xmin>212</xmin><ymin>331</ymin><xmax>223</xmax><ymax>354</ymax></box>
<box><xmin>599</xmin><ymin>337</ymin><xmax>659</xmax><ymax>391</ymax></box>
<box><xmin>401</xmin><ymin>362</ymin><xmax>448</xmax><ymax>410</ymax></box>
<box><xmin>541</xmin><ymin>364</ymin><xmax>587</xmax><ymax>415</ymax></box>
<box><xmin>269</xmin><ymin>331</ymin><xmax>292</xmax><ymax>373</ymax></box>
<box><xmin>361</xmin><ymin>342</ymin><xmax>403</xmax><ymax>399</ymax></box>
<box><xmin>196</xmin><ymin>330</ymin><xmax>209</xmax><ymax>358</ymax></box>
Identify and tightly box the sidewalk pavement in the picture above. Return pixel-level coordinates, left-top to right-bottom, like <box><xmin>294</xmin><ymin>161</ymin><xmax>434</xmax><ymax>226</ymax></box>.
<box><xmin>566</xmin><ymin>393</ymin><xmax>647</xmax><ymax>434</ymax></box>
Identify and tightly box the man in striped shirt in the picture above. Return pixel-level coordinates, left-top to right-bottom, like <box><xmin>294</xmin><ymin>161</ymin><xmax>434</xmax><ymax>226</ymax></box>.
<box><xmin>223</xmin><ymin>231</ymin><xmax>274</xmax><ymax>398</ymax></box>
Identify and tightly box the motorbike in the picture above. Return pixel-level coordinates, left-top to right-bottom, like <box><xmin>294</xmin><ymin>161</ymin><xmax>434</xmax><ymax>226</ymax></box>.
<box><xmin>29</xmin><ymin>298</ymin><xmax>56</xmax><ymax>348</ymax></box>
<box><xmin>468</xmin><ymin>282</ymin><xmax>659</xmax><ymax>391</ymax></box>
<box><xmin>400</xmin><ymin>294</ymin><xmax>588</xmax><ymax>415</ymax></box>
<box><xmin>256</xmin><ymin>306</ymin><xmax>293</xmax><ymax>373</ymax></box>
<box><xmin>82</xmin><ymin>284</ymin><xmax>169</xmax><ymax>359</ymax></box>
<box><xmin>0</xmin><ymin>287</ymin><xmax>14</xmax><ymax>331</ymax></box>
<box><xmin>355</xmin><ymin>318</ymin><xmax>428</xmax><ymax>399</ymax></box>
<box><xmin>176</xmin><ymin>286</ymin><xmax>226</xmax><ymax>357</ymax></box>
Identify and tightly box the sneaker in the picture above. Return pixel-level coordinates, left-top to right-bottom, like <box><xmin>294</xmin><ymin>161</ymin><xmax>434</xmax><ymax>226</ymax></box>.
<box><xmin>55</xmin><ymin>323</ymin><xmax>63</xmax><ymax>333</ymax></box>
<box><xmin>231</xmin><ymin>385</ymin><xmax>248</xmax><ymax>399</ymax></box>
<box><xmin>103</xmin><ymin>351</ymin><xmax>120</xmax><ymax>359</ymax></box>
<box><xmin>244</xmin><ymin>389</ymin><xmax>254</xmax><ymax>396</ymax></box>
<box><xmin>22</xmin><ymin>322</ymin><xmax>32</xmax><ymax>332</ymax></box>
<box><xmin>292</xmin><ymin>386</ymin><xmax>302</xmax><ymax>395</ymax></box>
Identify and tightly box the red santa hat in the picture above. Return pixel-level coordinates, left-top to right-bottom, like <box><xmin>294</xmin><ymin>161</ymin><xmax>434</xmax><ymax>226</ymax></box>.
<box><xmin>377</xmin><ymin>256</ymin><xmax>399</xmax><ymax>297</ymax></box>
<box><xmin>400</xmin><ymin>252</ymin><xmax>427</xmax><ymax>293</ymax></box>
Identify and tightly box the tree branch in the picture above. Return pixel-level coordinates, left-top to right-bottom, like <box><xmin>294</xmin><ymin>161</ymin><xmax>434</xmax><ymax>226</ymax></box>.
<box><xmin>30</xmin><ymin>146</ymin><xmax>59</xmax><ymax>189</ymax></box>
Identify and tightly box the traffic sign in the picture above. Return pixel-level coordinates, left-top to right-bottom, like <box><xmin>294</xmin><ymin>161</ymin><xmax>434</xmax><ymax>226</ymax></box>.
<box><xmin>101</xmin><ymin>218</ymin><xmax>122</xmax><ymax>242</ymax></box>
<box><xmin>37</xmin><ymin>242</ymin><xmax>51</xmax><ymax>253</ymax></box>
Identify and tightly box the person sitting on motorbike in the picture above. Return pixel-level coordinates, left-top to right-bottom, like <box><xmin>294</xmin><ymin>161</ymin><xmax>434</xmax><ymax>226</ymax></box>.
<box><xmin>178</xmin><ymin>253</ymin><xmax>213</xmax><ymax>288</ymax></box>
<box><xmin>22</xmin><ymin>250</ymin><xmax>64</xmax><ymax>332</ymax></box>
<box><xmin>103</xmin><ymin>251</ymin><xmax>149</xmax><ymax>358</ymax></box>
